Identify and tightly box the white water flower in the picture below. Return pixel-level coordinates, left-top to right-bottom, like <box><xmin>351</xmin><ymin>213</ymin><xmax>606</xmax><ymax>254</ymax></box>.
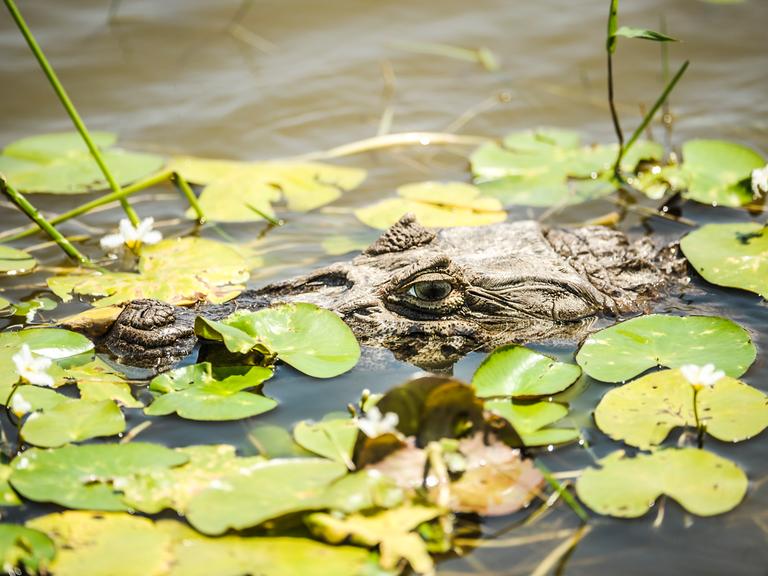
<box><xmin>100</xmin><ymin>217</ymin><xmax>162</xmax><ymax>252</ymax></box>
<box><xmin>680</xmin><ymin>363</ymin><xmax>724</xmax><ymax>389</ymax></box>
<box><xmin>356</xmin><ymin>406</ymin><xmax>400</xmax><ymax>438</ymax></box>
<box><xmin>11</xmin><ymin>344</ymin><xmax>54</xmax><ymax>387</ymax></box>
<box><xmin>751</xmin><ymin>165</ymin><xmax>768</xmax><ymax>199</ymax></box>
<box><xmin>10</xmin><ymin>393</ymin><xmax>32</xmax><ymax>417</ymax></box>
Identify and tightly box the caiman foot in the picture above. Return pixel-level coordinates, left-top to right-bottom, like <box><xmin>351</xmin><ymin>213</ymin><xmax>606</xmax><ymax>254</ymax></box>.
<box><xmin>103</xmin><ymin>299</ymin><xmax>197</xmax><ymax>372</ymax></box>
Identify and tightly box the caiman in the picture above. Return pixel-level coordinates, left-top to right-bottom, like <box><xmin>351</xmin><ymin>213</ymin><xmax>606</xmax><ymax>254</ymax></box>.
<box><xmin>101</xmin><ymin>214</ymin><xmax>684</xmax><ymax>372</ymax></box>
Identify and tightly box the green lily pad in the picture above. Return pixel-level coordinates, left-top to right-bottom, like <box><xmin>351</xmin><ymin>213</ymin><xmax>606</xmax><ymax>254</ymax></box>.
<box><xmin>354</xmin><ymin>181</ymin><xmax>507</xmax><ymax>229</ymax></box>
<box><xmin>0</xmin><ymin>132</ymin><xmax>164</xmax><ymax>194</ymax></box>
<box><xmin>20</xmin><ymin>399</ymin><xmax>125</xmax><ymax>448</ymax></box>
<box><xmin>0</xmin><ymin>465</ymin><xmax>21</xmax><ymax>506</ymax></box>
<box><xmin>0</xmin><ymin>246</ymin><xmax>37</xmax><ymax>275</ymax></box>
<box><xmin>0</xmin><ymin>297</ymin><xmax>10</xmax><ymax>313</ymax></box>
<box><xmin>9</xmin><ymin>296</ymin><xmax>57</xmax><ymax>321</ymax></box>
<box><xmin>62</xmin><ymin>358</ymin><xmax>141</xmax><ymax>408</ymax></box>
<box><xmin>677</xmin><ymin>139</ymin><xmax>765</xmax><ymax>206</ymax></box>
<box><xmin>49</xmin><ymin>237</ymin><xmax>249</xmax><ymax>307</ymax></box>
<box><xmin>680</xmin><ymin>222</ymin><xmax>768</xmax><ymax>299</ymax></box>
<box><xmin>195</xmin><ymin>303</ymin><xmax>360</xmax><ymax>378</ymax></box>
<box><xmin>168</xmin><ymin>156</ymin><xmax>367</xmax><ymax>222</ymax></box>
<box><xmin>145</xmin><ymin>363</ymin><xmax>276</xmax><ymax>421</ymax></box>
<box><xmin>294</xmin><ymin>416</ymin><xmax>359</xmax><ymax>466</ymax></box>
<box><xmin>594</xmin><ymin>369</ymin><xmax>768</xmax><ymax>449</ymax></box>
<box><xmin>9</xmin><ymin>443</ymin><xmax>188</xmax><ymax>511</ymax></box>
<box><xmin>485</xmin><ymin>400</ymin><xmax>580</xmax><ymax>446</ymax></box>
<box><xmin>472</xmin><ymin>344</ymin><xmax>581</xmax><ymax>398</ymax></box>
<box><xmin>576</xmin><ymin>448</ymin><xmax>748</xmax><ymax>517</ymax></box>
<box><xmin>575</xmin><ymin>314</ymin><xmax>755</xmax><ymax>382</ymax></box>
<box><xmin>0</xmin><ymin>524</ymin><xmax>55</xmax><ymax>575</ymax></box>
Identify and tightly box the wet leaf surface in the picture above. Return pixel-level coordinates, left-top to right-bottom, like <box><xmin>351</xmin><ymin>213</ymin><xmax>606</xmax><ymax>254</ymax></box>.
<box><xmin>20</xmin><ymin>398</ymin><xmax>126</xmax><ymax>448</ymax></box>
<box><xmin>575</xmin><ymin>314</ymin><xmax>755</xmax><ymax>382</ymax></box>
<box><xmin>576</xmin><ymin>448</ymin><xmax>748</xmax><ymax>517</ymax></box>
<box><xmin>0</xmin><ymin>246</ymin><xmax>37</xmax><ymax>276</ymax></box>
<box><xmin>485</xmin><ymin>400</ymin><xmax>580</xmax><ymax>446</ymax></box>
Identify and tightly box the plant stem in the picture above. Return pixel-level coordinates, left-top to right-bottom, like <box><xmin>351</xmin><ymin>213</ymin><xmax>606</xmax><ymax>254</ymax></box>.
<box><xmin>0</xmin><ymin>175</ymin><xmax>90</xmax><ymax>264</ymax></box>
<box><xmin>537</xmin><ymin>462</ymin><xmax>589</xmax><ymax>523</ymax></box>
<box><xmin>3</xmin><ymin>0</ymin><xmax>139</xmax><ymax>226</ymax></box>
<box><xmin>171</xmin><ymin>172</ymin><xmax>206</xmax><ymax>223</ymax></box>
<box><xmin>692</xmin><ymin>387</ymin><xmax>704</xmax><ymax>449</ymax></box>
<box><xmin>606</xmin><ymin>0</ymin><xmax>623</xmax><ymax>179</ymax></box>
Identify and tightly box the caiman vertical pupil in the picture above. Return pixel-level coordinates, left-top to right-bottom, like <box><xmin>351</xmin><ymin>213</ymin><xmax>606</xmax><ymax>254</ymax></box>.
<box><xmin>410</xmin><ymin>280</ymin><xmax>453</xmax><ymax>301</ymax></box>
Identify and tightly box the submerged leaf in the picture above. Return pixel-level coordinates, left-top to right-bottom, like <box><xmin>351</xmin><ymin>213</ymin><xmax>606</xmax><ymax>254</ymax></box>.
<box><xmin>0</xmin><ymin>246</ymin><xmax>37</xmax><ymax>276</ymax></box>
<box><xmin>472</xmin><ymin>344</ymin><xmax>581</xmax><ymax>398</ymax></box>
<box><xmin>48</xmin><ymin>237</ymin><xmax>249</xmax><ymax>307</ymax></box>
<box><xmin>576</xmin><ymin>449</ymin><xmax>747</xmax><ymax>517</ymax></box>
<box><xmin>0</xmin><ymin>524</ymin><xmax>55</xmax><ymax>575</ymax></box>
<box><xmin>575</xmin><ymin>314</ymin><xmax>755</xmax><ymax>382</ymax></box>
<box><xmin>354</xmin><ymin>181</ymin><xmax>506</xmax><ymax>229</ymax></box>
<box><xmin>195</xmin><ymin>303</ymin><xmax>360</xmax><ymax>378</ymax></box>
<box><xmin>681</xmin><ymin>222</ymin><xmax>768</xmax><ymax>299</ymax></box>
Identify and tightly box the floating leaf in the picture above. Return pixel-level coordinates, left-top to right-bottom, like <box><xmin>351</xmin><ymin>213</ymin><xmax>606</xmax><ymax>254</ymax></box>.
<box><xmin>575</xmin><ymin>314</ymin><xmax>755</xmax><ymax>382</ymax></box>
<box><xmin>294</xmin><ymin>416</ymin><xmax>359</xmax><ymax>466</ymax></box>
<box><xmin>0</xmin><ymin>246</ymin><xmax>36</xmax><ymax>276</ymax></box>
<box><xmin>21</xmin><ymin>398</ymin><xmax>125</xmax><ymax>448</ymax></box>
<box><xmin>321</xmin><ymin>235</ymin><xmax>374</xmax><ymax>256</ymax></box>
<box><xmin>354</xmin><ymin>181</ymin><xmax>506</xmax><ymax>229</ymax></box>
<box><xmin>168</xmin><ymin>156</ymin><xmax>367</xmax><ymax>222</ymax></box>
<box><xmin>594</xmin><ymin>369</ymin><xmax>768</xmax><ymax>449</ymax></box>
<box><xmin>48</xmin><ymin>237</ymin><xmax>249</xmax><ymax>307</ymax></box>
<box><xmin>0</xmin><ymin>465</ymin><xmax>21</xmax><ymax>506</ymax></box>
<box><xmin>307</xmin><ymin>504</ymin><xmax>441</xmax><ymax>574</ymax></box>
<box><xmin>677</xmin><ymin>139</ymin><xmax>765</xmax><ymax>206</ymax></box>
<box><xmin>0</xmin><ymin>131</ymin><xmax>164</xmax><ymax>194</ymax></box>
<box><xmin>681</xmin><ymin>222</ymin><xmax>768</xmax><ymax>299</ymax></box>
<box><xmin>65</xmin><ymin>358</ymin><xmax>142</xmax><ymax>408</ymax></box>
<box><xmin>485</xmin><ymin>400</ymin><xmax>580</xmax><ymax>446</ymax></box>
<box><xmin>0</xmin><ymin>296</ymin><xmax>10</xmax><ymax>313</ymax></box>
<box><xmin>8</xmin><ymin>296</ymin><xmax>57</xmax><ymax>321</ymax></box>
<box><xmin>576</xmin><ymin>449</ymin><xmax>747</xmax><ymax>517</ymax></box>
<box><xmin>195</xmin><ymin>303</ymin><xmax>360</xmax><ymax>378</ymax></box>
<box><xmin>9</xmin><ymin>443</ymin><xmax>188</xmax><ymax>510</ymax></box>
<box><xmin>0</xmin><ymin>524</ymin><xmax>55</xmax><ymax>575</ymax></box>
<box><xmin>472</xmin><ymin>344</ymin><xmax>581</xmax><ymax>398</ymax></box>
<box><xmin>145</xmin><ymin>362</ymin><xmax>276</xmax><ymax>421</ymax></box>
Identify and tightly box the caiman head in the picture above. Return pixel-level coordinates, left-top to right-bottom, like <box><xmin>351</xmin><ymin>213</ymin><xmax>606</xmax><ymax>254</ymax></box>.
<box><xmin>247</xmin><ymin>214</ymin><xmax>681</xmax><ymax>369</ymax></box>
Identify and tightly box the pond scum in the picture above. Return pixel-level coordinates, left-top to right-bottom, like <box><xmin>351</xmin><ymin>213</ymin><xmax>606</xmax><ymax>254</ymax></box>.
<box><xmin>0</xmin><ymin>0</ymin><xmax>767</xmax><ymax>574</ymax></box>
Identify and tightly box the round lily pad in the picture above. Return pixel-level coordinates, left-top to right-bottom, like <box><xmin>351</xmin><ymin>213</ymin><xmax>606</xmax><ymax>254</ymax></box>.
<box><xmin>681</xmin><ymin>222</ymin><xmax>768</xmax><ymax>299</ymax></box>
<box><xmin>575</xmin><ymin>314</ymin><xmax>755</xmax><ymax>382</ymax></box>
<box><xmin>595</xmin><ymin>369</ymin><xmax>768</xmax><ymax>449</ymax></box>
<box><xmin>20</xmin><ymin>399</ymin><xmax>126</xmax><ymax>448</ymax></box>
<box><xmin>472</xmin><ymin>344</ymin><xmax>581</xmax><ymax>398</ymax></box>
<box><xmin>0</xmin><ymin>246</ymin><xmax>37</xmax><ymax>275</ymax></box>
<box><xmin>576</xmin><ymin>448</ymin><xmax>748</xmax><ymax>517</ymax></box>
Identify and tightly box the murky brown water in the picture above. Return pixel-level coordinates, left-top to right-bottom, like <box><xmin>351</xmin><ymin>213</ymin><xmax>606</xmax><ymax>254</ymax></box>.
<box><xmin>1</xmin><ymin>0</ymin><xmax>767</xmax><ymax>574</ymax></box>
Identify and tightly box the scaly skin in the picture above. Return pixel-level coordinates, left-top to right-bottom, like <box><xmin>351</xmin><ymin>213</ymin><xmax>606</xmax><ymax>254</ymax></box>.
<box><xmin>102</xmin><ymin>215</ymin><xmax>685</xmax><ymax>371</ymax></box>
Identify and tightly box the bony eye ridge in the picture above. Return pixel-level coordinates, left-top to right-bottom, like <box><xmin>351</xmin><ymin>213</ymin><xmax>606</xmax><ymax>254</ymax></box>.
<box><xmin>407</xmin><ymin>279</ymin><xmax>453</xmax><ymax>301</ymax></box>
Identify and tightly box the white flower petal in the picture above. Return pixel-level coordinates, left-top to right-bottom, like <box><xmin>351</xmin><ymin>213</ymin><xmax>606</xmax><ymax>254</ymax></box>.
<box><xmin>142</xmin><ymin>230</ymin><xmax>163</xmax><ymax>245</ymax></box>
<box><xmin>100</xmin><ymin>233</ymin><xmax>126</xmax><ymax>251</ymax></box>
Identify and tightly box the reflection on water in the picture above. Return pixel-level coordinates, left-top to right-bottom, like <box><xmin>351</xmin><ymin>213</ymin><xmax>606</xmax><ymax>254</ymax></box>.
<box><xmin>1</xmin><ymin>0</ymin><xmax>767</xmax><ymax>573</ymax></box>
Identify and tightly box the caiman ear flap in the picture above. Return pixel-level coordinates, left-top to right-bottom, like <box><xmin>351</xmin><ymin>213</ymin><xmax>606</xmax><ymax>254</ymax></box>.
<box><xmin>363</xmin><ymin>213</ymin><xmax>436</xmax><ymax>255</ymax></box>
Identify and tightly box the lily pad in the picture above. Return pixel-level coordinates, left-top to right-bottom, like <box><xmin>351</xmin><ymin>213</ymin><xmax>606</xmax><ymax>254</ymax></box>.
<box><xmin>594</xmin><ymin>369</ymin><xmax>768</xmax><ymax>449</ymax></box>
<box><xmin>576</xmin><ymin>448</ymin><xmax>748</xmax><ymax>517</ymax></box>
<box><xmin>681</xmin><ymin>222</ymin><xmax>768</xmax><ymax>299</ymax></box>
<box><xmin>0</xmin><ymin>131</ymin><xmax>164</xmax><ymax>194</ymax></box>
<box><xmin>0</xmin><ymin>524</ymin><xmax>55</xmax><ymax>575</ymax></box>
<box><xmin>195</xmin><ymin>303</ymin><xmax>360</xmax><ymax>378</ymax></box>
<box><xmin>168</xmin><ymin>156</ymin><xmax>367</xmax><ymax>222</ymax></box>
<box><xmin>9</xmin><ymin>296</ymin><xmax>57</xmax><ymax>321</ymax></box>
<box><xmin>48</xmin><ymin>237</ymin><xmax>249</xmax><ymax>307</ymax></box>
<box><xmin>0</xmin><ymin>246</ymin><xmax>37</xmax><ymax>275</ymax></box>
<box><xmin>9</xmin><ymin>443</ymin><xmax>188</xmax><ymax>510</ymax></box>
<box><xmin>485</xmin><ymin>400</ymin><xmax>580</xmax><ymax>446</ymax></box>
<box><xmin>0</xmin><ymin>296</ymin><xmax>10</xmax><ymax>313</ymax></box>
<box><xmin>575</xmin><ymin>314</ymin><xmax>755</xmax><ymax>382</ymax></box>
<box><xmin>472</xmin><ymin>344</ymin><xmax>581</xmax><ymax>398</ymax></box>
<box><xmin>354</xmin><ymin>181</ymin><xmax>507</xmax><ymax>229</ymax></box>
<box><xmin>677</xmin><ymin>139</ymin><xmax>765</xmax><ymax>206</ymax></box>
<box><xmin>145</xmin><ymin>362</ymin><xmax>276</xmax><ymax>421</ymax></box>
<box><xmin>63</xmin><ymin>358</ymin><xmax>141</xmax><ymax>408</ymax></box>
<box><xmin>0</xmin><ymin>465</ymin><xmax>21</xmax><ymax>506</ymax></box>
<box><xmin>307</xmin><ymin>504</ymin><xmax>441</xmax><ymax>574</ymax></box>
<box><xmin>21</xmin><ymin>398</ymin><xmax>126</xmax><ymax>448</ymax></box>
<box><xmin>294</xmin><ymin>416</ymin><xmax>359</xmax><ymax>466</ymax></box>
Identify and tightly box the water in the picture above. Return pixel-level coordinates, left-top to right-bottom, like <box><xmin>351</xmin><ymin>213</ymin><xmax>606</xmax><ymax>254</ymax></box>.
<box><xmin>1</xmin><ymin>0</ymin><xmax>767</xmax><ymax>574</ymax></box>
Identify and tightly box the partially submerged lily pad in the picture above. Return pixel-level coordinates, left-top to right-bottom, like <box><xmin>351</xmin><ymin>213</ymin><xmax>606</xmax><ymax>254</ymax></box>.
<box><xmin>576</xmin><ymin>449</ymin><xmax>748</xmax><ymax>517</ymax></box>
<box><xmin>354</xmin><ymin>181</ymin><xmax>507</xmax><ymax>229</ymax></box>
<box><xmin>195</xmin><ymin>303</ymin><xmax>360</xmax><ymax>378</ymax></box>
<box><xmin>594</xmin><ymin>369</ymin><xmax>768</xmax><ymax>449</ymax></box>
<box><xmin>472</xmin><ymin>344</ymin><xmax>581</xmax><ymax>398</ymax></box>
<box><xmin>681</xmin><ymin>222</ymin><xmax>768</xmax><ymax>299</ymax></box>
<box><xmin>0</xmin><ymin>524</ymin><xmax>55</xmax><ymax>575</ymax></box>
<box><xmin>575</xmin><ymin>314</ymin><xmax>755</xmax><ymax>382</ymax></box>
<box><xmin>0</xmin><ymin>246</ymin><xmax>37</xmax><ymax>276</ymax></box>
<box><xmin>0</xmin><ymin>131</ymin><xmax>164</xmax><ymax>194</ymax></box>
<box><xmin>145</xmin><ymin>362</ymin><xmax>276</xmax><ymax>421</ymax></box>
<box><xmin>168</xmin><ymin>156</ymin><xmax>367</xmax><ymax>222</ymax></box>
<box><xmin>48</xmin><ymin>237</ymin><xmax>249</xmax><ymax>307</ymax></box>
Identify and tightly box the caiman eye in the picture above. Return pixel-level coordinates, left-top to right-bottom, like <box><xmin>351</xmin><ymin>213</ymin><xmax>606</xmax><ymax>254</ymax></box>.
<box><xmin>408</xmin><ymin>280</ymin><xmax>453</xmax><ymax>301</ymax></box>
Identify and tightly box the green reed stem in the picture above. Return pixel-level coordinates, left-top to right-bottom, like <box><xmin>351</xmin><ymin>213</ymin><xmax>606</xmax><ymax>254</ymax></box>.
<box><xmin>0</xmin><ymin>175</ymin><xmax>89</xmax><ymax>264</ymax></box>
<box><xmin>3</xmin><ymin>0</ymin><xmax>139</xmax><ymax>226</ymax></box>
<box><xmin>171</xmin><ymin>172</ymin><xmax>206</xmax><ymax>223</ymax></box>
<box><xmin>537</xmin><ymin>462</ymin><xmax>589</xmax><ymax>523</ymax></box>
<box><xmin>606</xmin><ymin>0</ymin><xmax>623</xmax><ymax>176</ymax></box>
